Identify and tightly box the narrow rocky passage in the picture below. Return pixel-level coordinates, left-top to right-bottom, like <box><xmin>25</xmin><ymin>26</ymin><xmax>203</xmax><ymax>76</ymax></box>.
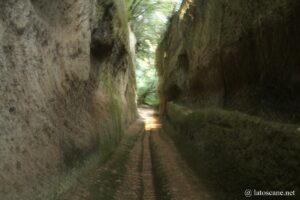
<box><xmin>59</xmin><ymin>107</ymin><xmax>212</xmax><ymax>200</ymax></box>
<box><xmin>1</xmin><ymin>1</ymin><xmax>299</xmax><ymax>199</ymax></box>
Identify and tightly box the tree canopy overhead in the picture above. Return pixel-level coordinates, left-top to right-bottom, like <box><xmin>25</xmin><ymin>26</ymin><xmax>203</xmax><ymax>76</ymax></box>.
<box><xmin>128</xmin><ymin>0</ymin><xmax>182</xmax><ymax>106</ymax></box>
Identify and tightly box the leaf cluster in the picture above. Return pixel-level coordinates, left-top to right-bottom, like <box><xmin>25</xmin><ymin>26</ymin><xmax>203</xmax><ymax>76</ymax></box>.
<box><xmin>128</xmin><ymin>0</ymin><xmax>181</xmax><ymax>105</ymax></box>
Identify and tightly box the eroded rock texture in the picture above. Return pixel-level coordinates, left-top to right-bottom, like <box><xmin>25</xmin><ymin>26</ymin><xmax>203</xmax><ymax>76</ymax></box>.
<box><xmin>157</xmin><ymin>1</ymin><xmax>300</xmax><ymax>198</ymax></box>
<box><xmin>0</xmin><ymin>0</ymin><xmax>136</xmax><ymax>199</ymax></box>
<box><xmin>157</xmin><ymin>0</ymin><xmax>300</xmax><ymax>121</ymax></box>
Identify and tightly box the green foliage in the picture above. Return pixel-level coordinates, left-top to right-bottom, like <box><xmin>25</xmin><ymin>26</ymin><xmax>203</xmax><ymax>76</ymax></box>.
<box><xmin>129</xmin><ymin>0</ymin><xmax>182</xmax><ymax>106</ymax></box>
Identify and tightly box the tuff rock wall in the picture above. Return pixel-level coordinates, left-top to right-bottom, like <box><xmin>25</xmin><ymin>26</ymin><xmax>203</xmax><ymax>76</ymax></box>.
<box><xmin>0</xmin><ymin>0</ymin><xmax>137</xmax><ymax>199</ymax></box>
<box><xmin>157</xmin><ymin>0</ymin><xmax>300</xmax><ymax>121</ymax></box>
<box><xmin>156</xmin><ymin>1</ymin><xmax>300</xmax><ymax>198</ymax></box>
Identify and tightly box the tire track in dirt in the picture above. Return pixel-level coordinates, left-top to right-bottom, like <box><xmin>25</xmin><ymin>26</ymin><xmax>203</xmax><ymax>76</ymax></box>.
<box><xmin>114</xmin><ymin>129</ymin><xmax>156</xmax><ymax>200</ymax></box>
<box><xmin>151</xmin><ymin>128</ymin><xmax>213</xmax><ymax>200</ymax></box>
<box><xmin>58</xmin><ymin>120</ymin><xmax>144</xmax><ymax>200</ymax></box>
<box><xmin>59</xmin><ymin>108</ymin><xmax>213</xmax><ymax>200</ymax></box>
<box><xmin>142</xmin><ymin>132</ymin><xmax>156</xmax><ymax>200</ymax></box>
<box><xmin>114</xmin><ymin>130</ymin><xmax>144</xmax><ymax>200</ymax></box>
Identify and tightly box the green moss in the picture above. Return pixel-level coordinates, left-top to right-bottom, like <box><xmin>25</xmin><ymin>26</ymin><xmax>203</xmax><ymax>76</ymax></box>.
<box><xmin>164</xmin><ymin>103</ymin><xmax>300</xmax><ymax>199</ymax></box>
<box><xmin>99</xmin><ymin>68</ymin><xmax>126</xmax><ymax>142</ymax></box>
<box><xmin>166</xmin><ymin>102</ymin><xmax>191</xmax><ymax>123</ymax></box>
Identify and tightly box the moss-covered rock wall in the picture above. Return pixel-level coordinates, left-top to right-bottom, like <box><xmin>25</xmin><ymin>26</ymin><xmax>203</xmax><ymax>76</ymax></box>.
<box><xmin>0</xmin><ymin>0</ymin><xmax>137</xmax><ymax>199</ymax></box>
<box><xmin>165</xmin><ymin>102</ymin><xmax>300</xmax><ymax>199</ymax></box>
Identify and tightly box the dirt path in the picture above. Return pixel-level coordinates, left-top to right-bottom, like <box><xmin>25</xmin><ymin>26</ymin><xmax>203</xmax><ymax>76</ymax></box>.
<box><xmin>113</xmin><ymin>130</ymin><xmax>143</xmax><ymax>200</ymax></box>
<box><xmin>59</xmin><ymin>108</ymin><xmax>212</xmax><ymax>200</ymax></box>
<box><xmin>59</xmin><ymin>120</ymin><xmax>144</xmax><ymax>200</ymax></box>
<box><xmin>114</xmin><ymin>125</ymin><xmax>156</xmax><ymax>200</ymax></box>
<box><xmin>141</xmin><ymin>132</ymin><xmax>156</xmax><ymax>200</ymax></box>
<box><xmin>151</xmin><ymin>129</ymin><xmax>212</xmax><ymax>200</ymax></box>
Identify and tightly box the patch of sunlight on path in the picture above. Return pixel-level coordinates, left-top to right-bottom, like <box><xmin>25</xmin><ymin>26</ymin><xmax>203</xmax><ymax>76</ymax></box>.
<box><xmin>138</xmin><ymin>107</ymin><xmax>162</xmax><ymax>131</ymax></box>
